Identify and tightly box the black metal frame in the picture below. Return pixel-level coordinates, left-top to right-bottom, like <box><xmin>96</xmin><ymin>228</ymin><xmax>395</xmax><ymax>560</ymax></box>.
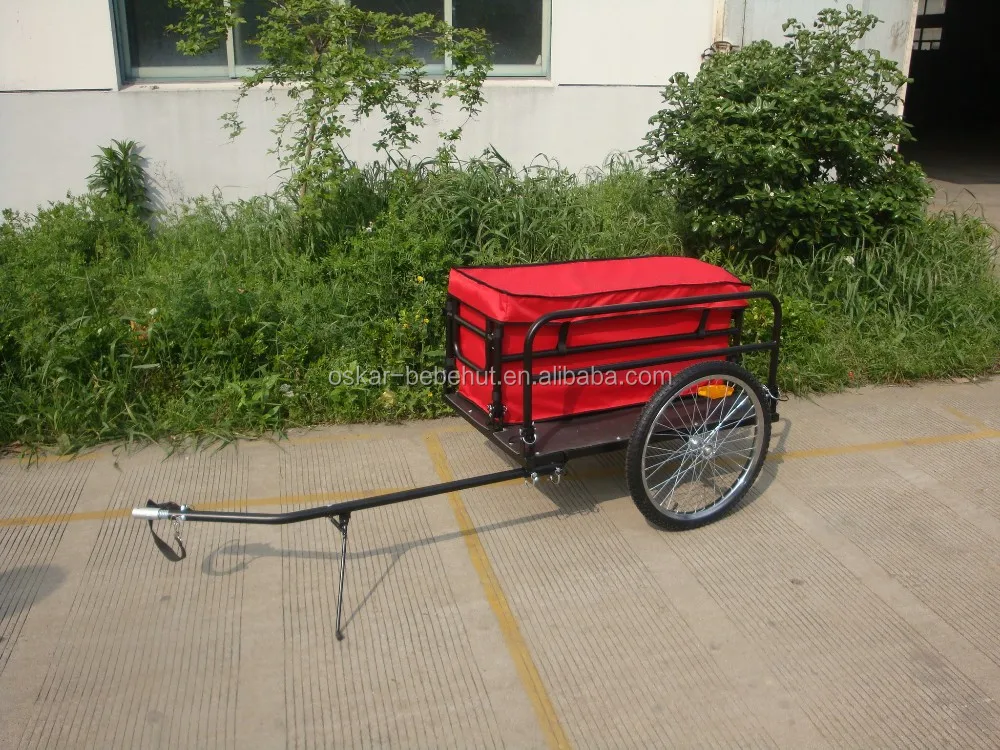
<box><xmin>134</xmin><ymin>286</ymin><xmax>781</xmax><ymax>641</ymax></box>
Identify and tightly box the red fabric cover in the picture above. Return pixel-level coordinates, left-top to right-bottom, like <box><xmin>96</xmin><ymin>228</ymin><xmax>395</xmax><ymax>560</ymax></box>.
<box><xmin>448</xmin><ymin>257</ymin><xmax>750</xmax><ymax>424</ymax></box>
<box><xmin>448</xmin><ymin>256</ymin><xmax>748</xmax><ymax>322</ymax></box>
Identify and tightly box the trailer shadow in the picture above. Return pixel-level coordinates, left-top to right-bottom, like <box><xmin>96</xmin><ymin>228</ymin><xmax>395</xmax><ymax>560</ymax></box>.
<box><xmin>0</xmin><ymin>564</ymin><xmax>66</xmax><ymax>622</ymax></box>
<box><xmin>201</xmin><ymin>505</ymin><xmax>568</xmax><ymax>578</ymax></box>
<box><xmin>199</xmin><ymin>416</ymin><xmax>793</xmax><ymax>630</ymax></box>
<box><xmin>200</xmin><ymin>506</ymin><xmax>569</xmax><ymax>629</ymax></box>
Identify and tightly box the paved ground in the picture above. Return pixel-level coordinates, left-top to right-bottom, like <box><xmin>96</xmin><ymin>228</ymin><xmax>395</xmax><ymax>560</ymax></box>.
<box><xmin>2</xmin><ymin>379</ymin><xmax>1000</xmax><ymax>748</ymax></box>
<box><xmin>906</xmin><ymin>135</ymin><xmax>1000</xmax><ymax>233</ymax></box>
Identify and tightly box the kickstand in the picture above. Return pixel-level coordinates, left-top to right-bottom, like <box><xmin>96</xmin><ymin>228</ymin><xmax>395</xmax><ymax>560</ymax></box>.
<box><xmin>331</xmin><ymin>513</ymin><xmax>351</xmax><ymax>641</ymax></box>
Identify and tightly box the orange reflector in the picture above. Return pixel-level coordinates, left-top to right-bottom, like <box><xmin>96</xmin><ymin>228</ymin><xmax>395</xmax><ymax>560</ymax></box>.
<box><xmin>697</xmin><ymin>384</ymin><xmax>734</xmax><ymax>399</ymax></box>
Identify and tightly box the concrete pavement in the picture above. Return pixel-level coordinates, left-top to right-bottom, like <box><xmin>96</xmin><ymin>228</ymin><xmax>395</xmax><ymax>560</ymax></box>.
<box><xmin>2</xmin><ymin>379</ymin><xmax>1000</xmax><ymax>748</ymax></box>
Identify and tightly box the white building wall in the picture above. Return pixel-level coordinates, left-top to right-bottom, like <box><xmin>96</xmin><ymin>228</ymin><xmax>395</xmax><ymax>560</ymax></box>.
<box><xmin>0</xmin><ymin>0</ymin><xmax>721</xmax><ymax>213</ymax></box>
<box><xmin>553</xmin><ymin>1</ymin><xmax>715</xmax><ymax>85</ymax></box>
<box><xmin>2</xmin><ymin>0</ymin><xmax>913</xmax><ymax>214</ymax></box>
<box><xmin>720</xmin><ymin>0</ymin><xmax>917</xmax><ymax>70</ymax></box>
<box><xmin>0</xmin><ymin>0</ymin><xmax>120</xmax><ymax>91</ymax></box>
<box><xmin>1</xmin><ymin>85</ymin><xmax>669</xmax><ymax>212</ymax></box>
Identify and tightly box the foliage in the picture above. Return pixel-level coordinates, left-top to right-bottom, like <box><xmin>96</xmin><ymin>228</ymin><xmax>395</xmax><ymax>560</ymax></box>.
<box><xmin>3</xmin><ymin>150</ymin><xmax>999</xmax><ymax>452</ymax></box>
<box><xmin>87</xmin><ymin>139</ymin><xmax>149</xmax><ymax>216</ymax></box>
<box><xmin>641</xmin><ymin>6</ymin><xmax>933</xmax><ymax>257</ymax></box>
<box><xmin>399</xmin><ymin>150</ymin><xmax>680</xmax><ymax>265</ymax></box>
<box><xmin>0</xmin><ymin>155</ymin><xmax>683</xmax><ymax>450</ymax></box>
<box><xmin>737</xmin><ymin>213</ymin><xmax>1000</xmax><ymax>390</ymax></box>
<box><xmin>168</xmin><ymin>0</ymin><xmax>492</xmax><ymax>208</ymax></box>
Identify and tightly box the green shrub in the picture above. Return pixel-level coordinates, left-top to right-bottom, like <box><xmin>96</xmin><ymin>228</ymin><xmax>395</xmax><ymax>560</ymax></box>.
<box><xmin>401</xmin><ymin>151</ymin><xmax>680</xmax><ymax>265</ymax></box>
<box><xmin>0</xmin><ymin>157</ymin><xmax>682</xmax><ymax>449</ymax></box>
<box><xmin>738</xmin><ymin>213</ymin><xmax>1000</xmax><ymax>390</ymax></box>
<box><xmin>0</xmin><ymin>196</ymin><xmax>151</xmax><ymax>448</ymax></box>
<box><xmin>87</xmin><ymin>140</ymin><xmax>149</xmax><ymax>217</ymax></box>
<box><xmin>641</xmin><ymin>7</ymin><xmax>932</xmax><ymax>256</ymax></box>
<box><xmin>2</xmin><ymin>153</ymin><xmax>998</xmax><ymax>452</ymax></box>
<box><xmin>299</xmin><ymin>163</ymin><xmax>398</xmax><ymax>250</ymax></box>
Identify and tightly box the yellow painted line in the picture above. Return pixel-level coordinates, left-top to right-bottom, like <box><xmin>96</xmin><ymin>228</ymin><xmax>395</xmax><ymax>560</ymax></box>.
<box><xmin>0</xmin><ymin>429</ymin><xmax>383</xmax><ymax>463</ymax></box>
<box><xmin>434</xmin><ymin>424</ymin><xmax>475</xmax><ymax>435</ymax></box>
<box><xmin>423</xmin><ymin>432</ymin><xmax>572</xmax><ymax>750</ymax></box>
<box><xmin>422</xmin><ymin>428</ymin><xmax>1000</xmax><ymax>490</ymax></box>
<box><xmin>5</xmin><ymin>425</ymin><xmax>1000</xmax><ymax>530</ymax></box>
<box><xmin>767</xmin><ymin>428</ymin><xmax>1000</xmax><ymax>462</ymax></box>
<box><xmin>0</xmin><ymin>508</ymin><xmax>134</xmax><ymax>527</ymax></box>
<box><xmin>942</xmin><ymin>406</ymin><xmax>995</xmax><ymax>432</ymax></box>
<box><xmin>0</xmin><ymin>489</ymin><xmax>396</xmax><ymax>529</ymax></box>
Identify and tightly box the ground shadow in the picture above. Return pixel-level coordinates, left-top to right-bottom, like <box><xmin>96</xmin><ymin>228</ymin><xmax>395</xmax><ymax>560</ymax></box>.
<box><xmin>199</xmin><ymin>416</ymin><xmax>794</xmax><ymax>632</ymax></box>
<box><xmin>0</xmin><ymin>564</ymin><xmax>66</xmax><ymax>625</ymax></box>
<box><xmin>903</xmin><ymin>134</ymin><xmax>1000</xmax><ymax>185</ymax></box>
<box><xmin>201</xmin><ymin>504</ymin><xmax>569</xmax><ymax>630</ymax></box>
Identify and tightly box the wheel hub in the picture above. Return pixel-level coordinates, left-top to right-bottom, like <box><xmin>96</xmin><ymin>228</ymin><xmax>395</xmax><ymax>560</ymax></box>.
<box><xmin>689</xmin><ymin>433</ymin><xmax>719</xmax><ymax>459</ymax></box>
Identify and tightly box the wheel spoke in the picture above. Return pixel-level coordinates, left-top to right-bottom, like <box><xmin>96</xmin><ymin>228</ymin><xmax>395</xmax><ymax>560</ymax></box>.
<box><xmin>643</xmin><ymin>441</ymin><xmax>688</xmax><ymax>478</ymax></box>
<box><xmin>714</xmin><ymin>393</ymin><xmax>751</xmax><ymax>433</ymax></box>
<box><xmin>695</xmin><ymin>392</ymin><xmax>712</xmax><ymax>431</ymax></box>
<box><xmin>644</xmin><ymin>456</ymin><xmax>682</xmax><ymax>485</ymax></box>
<box><xmin>638</xmin><ymin>371</ymin><xmax>766</xmax><ymax>521</ymax></box>
<box><xmin>706</xmin><ymin>456</ymin><xmax>737</xmax><ymax>495</ymax></box>
<box><xmin>716</xmin><ymin>428</ymin><xmax>756</xmax><ymax>454</ymax></box>
<box><xmin>653</xmin><ymin>440</ymin><xmax>704</xmax><ymax>509</ymax></box>
<box><xmin>653</xmin><ymin>401</ymin><xmax>686</xmax><ymax>436</ymax></box>
<box><xmin>648</xmin><ymin>444</ymin><xmax>696</xmax><ymax>496</ymax></box>
<box><xmin>697</xmin><ymin>389</ymin><xmax>724</xmax><ymax>433</ymax></box>
<box><xmin>697</xmin><ymin>454</ymin><xmax>719</xmax><ymax>493</ymax></box>
<box><xmin>718</xmin><ymin>432</ymin><xmax>753</xmax><ymax>450</ymax></box>
<box><xmin>650</xmin><ymin>447</ymin><xmax>701</xmax><ymax>507</ymax></box>
<box><xmin>705</xmin><ymin>455</ymin><xmax>727</xmax><ymax>495</ymax></box>
<box><xmin>646</xmin><ymin>442</ymin><xmax>687</xmax><ymax>457</ymax></box>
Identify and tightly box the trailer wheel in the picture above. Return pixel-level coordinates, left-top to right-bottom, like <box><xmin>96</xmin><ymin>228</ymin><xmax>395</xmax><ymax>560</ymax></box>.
<box><xmin>625</xmin><ymin>361</ymin><xmax>771</xmax><ymax>530</ymax></box>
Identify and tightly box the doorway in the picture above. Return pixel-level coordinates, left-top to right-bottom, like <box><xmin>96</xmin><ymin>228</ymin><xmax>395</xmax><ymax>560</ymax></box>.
<box><xmin>901</xmin><ymin>0</ymin><xmax>1000</xmax><ymax>225</ymax></box>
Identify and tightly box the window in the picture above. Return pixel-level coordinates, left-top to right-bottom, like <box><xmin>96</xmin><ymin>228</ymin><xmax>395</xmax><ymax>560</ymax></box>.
<box><xmin>114</xmin><ymin>0</ymin><xmax>550</xmax><ymax>81</ymax></box>
<box><xmin>917</xmin><ymin>0</ymin><xmax>947</xmax><ymax>16</ymax></box>
<box><xmin>355</xmin><ymin>0</ymin><xmax>446</xmax><ymax>66</ymax></box>
<box><xmin>453</xmin><ymin>0</ymin><xmax>546</xmax><ymax>69</ymax></box>
<box><xmin>913</xmin><ymin>0</ymin><xmax>946</xmax><ymax>51</ymax></box>
<box><xmin>116</xmin><ymin>0</ymin><xmax>228</xmax><ymax>79</ymax></box>
<box><xmin>912</xmin><ymin>27</ymin><xmax>943</xmax><ymax>52</ymax></box>
<box><xmin>234</xmin><ymin>0</ymin><xmax>272</xmax><ymax>66</ymax></box>
<box><xmin>353</xmin><ymin>0</ymin><xmax>549</xmax><ymax>74</ymax></box>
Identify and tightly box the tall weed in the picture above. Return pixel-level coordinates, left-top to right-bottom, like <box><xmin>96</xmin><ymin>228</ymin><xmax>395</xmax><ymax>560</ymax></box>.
<box><xmin>1</xmin><ymin>160</ymin><xmax>998</xmax><ymax>451</ymax></box>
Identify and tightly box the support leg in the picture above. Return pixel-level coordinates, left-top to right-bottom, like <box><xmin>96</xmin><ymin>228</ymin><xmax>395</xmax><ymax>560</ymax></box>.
<box><xmin>332</xmin><ymin>513</ymin><xmax>351</xmax><ymax>641</ymax></box>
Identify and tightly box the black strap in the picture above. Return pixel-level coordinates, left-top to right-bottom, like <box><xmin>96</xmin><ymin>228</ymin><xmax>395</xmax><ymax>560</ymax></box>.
<box><xmin>145</xmin><ymin>500</ymin><xmax>187</xmax><ymax>562</ymax></box>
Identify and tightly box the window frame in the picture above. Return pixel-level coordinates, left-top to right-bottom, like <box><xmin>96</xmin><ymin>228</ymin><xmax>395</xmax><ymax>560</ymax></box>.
<box><xmin>113</xmin><ymin>0</ymin><xmax>552</xmax><ymax>83</ymax></box>
<box><xmin>912</xmin><ymin>0</ymin><xmax>947</xmax><ymax>53</ymax></box>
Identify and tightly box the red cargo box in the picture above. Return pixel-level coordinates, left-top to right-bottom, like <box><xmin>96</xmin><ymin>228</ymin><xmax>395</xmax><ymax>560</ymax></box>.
<box><xmin>448</xmin><ymin>256</ymin><xmax>750</xmax><ymax>424</ymax></box>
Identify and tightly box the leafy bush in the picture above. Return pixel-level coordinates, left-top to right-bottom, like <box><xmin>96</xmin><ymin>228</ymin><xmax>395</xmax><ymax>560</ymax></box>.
<box><xmin>641</xmin><ymin>7</ymin><xmax>933</xmax><ymax>256</ymax></box>
<box><xmin>738</xmin><ymin>213</ymin><xmax>1000</xmax><ymax>390</ymax></box>
<box><xmin>0</xmin><ymin>155</ymin><xmax>681</xmax><ymax>450</ymax></box>
<box><xmin>169</xmin><ymin>0</ymin><xmax>492</xmax><ymax>207</ymax></box>
<box><xmin>87</xmin><ymin>139</ymin><xmax>149</xmax><ymax>216</ymax></box>
<box><xmin>2</xmin><ymin>135</ymin><xmax>999</xmax><ymax>452</ymax></box>
<box><xmin>401</xmin><ymin>151</ymin><xmax>680</xmax><ymax>265</ymax></box>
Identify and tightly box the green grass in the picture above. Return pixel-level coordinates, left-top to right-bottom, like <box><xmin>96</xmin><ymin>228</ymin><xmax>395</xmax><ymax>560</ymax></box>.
<box><xmin>1</xmin><ymin>155</ymin><xmax>998</xmax><ymax>452</ymax></box>
<box><xmin>735</xmin><ymin>211</ymin><xmax>1000</xmax><ymax>391</ymax></box>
